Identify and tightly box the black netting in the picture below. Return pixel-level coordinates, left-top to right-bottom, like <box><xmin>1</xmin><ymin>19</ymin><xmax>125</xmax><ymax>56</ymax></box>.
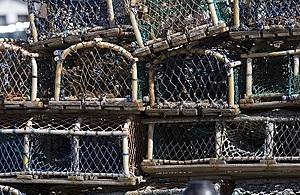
<box><xmin>154</xmin><ymin>49</ymin><xmax>230</xmax><ymax>108</ymax></box>
<box><xmin>61</xmin><ymin>47</ymin><xmax>132</xmax><ymax>101</ymax></box>
<box><xmin>153</xmin><ymin>122</ymin><xmax>216</xmax><ymax>162</ymax></box>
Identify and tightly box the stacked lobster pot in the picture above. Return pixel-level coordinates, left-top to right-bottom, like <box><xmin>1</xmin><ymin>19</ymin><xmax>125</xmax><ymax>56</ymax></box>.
<box><xmin>0</xmin><ymin>0</ymin><xmax>147</xmax><ymax>194</ymax></box>
<box><xmin>1</xmin><ymin>0</ymin><xmax>300</xmax><ymax>194</ymax></box>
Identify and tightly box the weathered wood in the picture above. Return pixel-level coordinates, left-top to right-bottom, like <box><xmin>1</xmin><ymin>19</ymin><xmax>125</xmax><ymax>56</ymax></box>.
<box><xmin>17</xmin><ymin>175</ymin><xmax>33</xmax><ymax>180</ymax></box>
<box><xmin>83</xmin><ymin>28</ymin><xmax>120</xmax><ymax>40</ymax></box>
<box><xmin>68</xmin><ymin>176</ymin><xmax>84</xmax><ymax>181</ymax></box>
<box><xmin>229</xmin><ymin>30</ymin><xmax>261</xmax><ymax>40</ymax></box>
<box><xmin>102</xmin><ymin>101</ymin><xmax>143</xmax><ymax>107</ymax></box>
<box><xmin>141</xmin><ymin>163</ymin><xmax>300</xmax><ymax>179</ymax></box>
<box><xmin>48</xmin><ymin>101</ymin><xmax>82</xmax><ymax>109</ymax></box>
<box><xmin>0</xmin><ymin>178</ymin><xmax>137</xmax><ymax>185</ymax></box>
<box><xmin>133</xmin><ymin>46</ymin><xmax>151</xmax><ymax>57</ymax></box>
<box><xmin>170</xmin><ymin>34</ymin><xmax>188</xmax><ymax>47</ymax></box>
<box><xmin>239</xmin><ymin>101</ymin><xmax>300</xmax><ymax>109</ymax></box>
<box><xmin>44</xmin><ymin>37</ymin><xmax>64</xmax><ymax>48</ymax></box>
<box><xmin>188</xmin><ymin>29</ymin><xmax>206</xmax><ymax>42</ymax></box>
<box><xmin>152</xmin><ymin>40</ymin><xmax>169</xmax><ymax>53</ymax></box>
<box><xmin>3</xmin><ymin>101</ymin><xmax>43</xmax><ymax>109</ymax></box>
<box><xmin>207</xmin><ymin>23</ymin><xmax>227</xmax><ymax>35</ymax></box>
<box><xmin>64</xmin><ymin>35</ymin><xmax>82</xmax><ymax>44</ymax></box>
<box><xmin>201</xmin><ymin>108</ymin><xmax>240</xmax><ymax>116</ymax></box>
<box><xmin>145</xmin><ymin>108</ymin><xmax>180</xmax><ymax>116</ymax></box>
<box><xmin>82</xmin><ymin>101</ymin><xmax>101</xmax><ymax>109</ymax></box>
<box><xmin>182</xmin><ymin>108</ymin><xmax>198</xmax><ymax>116</ymax></box>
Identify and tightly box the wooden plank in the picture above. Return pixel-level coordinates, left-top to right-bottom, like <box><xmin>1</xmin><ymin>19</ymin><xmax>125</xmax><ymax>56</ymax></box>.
<box><xmin>48</xmin><ymin>101</ymin><xmax>81</xmax><ymax>109</ymax></box>
<box><xmin>182</xmin><ymin>108</ymin><xmax>198</xmax><ymax>116</ymax></box>
<box><xmin>3</xmin><ymin>101</ymin><xmax>43</xmax><ymax>108</ymax></box>
<box><xmin>123</xmin><ymin>107</ymin><xmax>145</xmax><ymax>111</ymax></box>
<box><xmin>64</xmin><ymin>34</ymin><xmax>82</xmax><ymax>44</ymax></box>
<box><xmin>229</xmin><ymin>30</ymin><xmax>261</xmax><ymax>40</ymax></box>
<box><xmin>239</xmin><ymin>101</ymin><xmax>300</xmax><ymax>109</ymax></box>
<box><xmin>68</xmin><ymin>176</ymin><xmax>84</xmax><ymax>181</ymax></box>
<box><xmin>207</xmin><ymin>24</ymin><xmax>228</xmax><ymax>35</ymax></box>
<box><xmin>0</xmin><ymin>178</ymin><xmax>136</xmax><ymax>185</ymax></box>
<box><xmin>201</xmin><ymin>108</ymin><xmax>240</xmax><ymax>117</ymax></box>
<box><xmin>145</xmin><ymin>108</ymin><xmax>180</xmax><ymax>116</ymax></box>
<box><xmin>45</xmin><ymin>37</ymin><xmax>64</xmax><ymax>48</ymax></box>
<box><xmin>83</xmin><ymin>28</ymin><xmax>120</xmax><ymax>40</ymax></box>
<box><xmin>102</xmin><ymin>101</ymin><xmax>143</xmax><ymax>107</ymax></box>
<box><xmin>49</xmin><ymin>101</ymin><xmax>81</xmax><ymax>106</ymax></box>
<box><xmin>133</xmin><ymin>46</ymin><xmax>151</xmax><ymax>57</ymax></box>
<box><xmin>82</xmin><ymin>101</ymin><xmax>101</xmax><ymax>109</ymax></box>
<box><xmin>152</xmin><ymin>40</ymin><xmax>169</xmax><ymax>53</ymax></box>
<box><xmin>188</xmin><ymin>29</ymin><xmax>206</xmax><ymax>42</ymax></box>
<box><xmin>170</xmin><ymin>34</ymin><xmax>188</xmax><ymax>47</ymax></box>
<box><xmin>17</xmin><ymin>175</ymin><xmax>33</xmax><ymax>180</ymax></box>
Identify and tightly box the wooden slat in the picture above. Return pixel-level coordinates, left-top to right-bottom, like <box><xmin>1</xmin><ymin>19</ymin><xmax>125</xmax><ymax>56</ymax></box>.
<box><xmin>2</xmin><ymin>101</ymin><xmax>43</xmax><ymax>109</ymax></box>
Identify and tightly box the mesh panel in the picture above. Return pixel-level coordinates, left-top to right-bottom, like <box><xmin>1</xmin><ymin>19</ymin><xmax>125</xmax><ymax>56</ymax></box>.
<box><xmin>26</xmin><ymin>0</ymin><xmax>130</xmax><ymax>41</ymax></box>
<box><xmin>133</xmin><ymin>0</ymin><xmax>231</xmax><ymax>41</ymax></box>
<box><xmin>154</xmin><ymin>49</ymin><xmax>229</xmax><ymax>108</ymax></box>
<box><xmin>37</xmin><ymin>58</ymin><xmax>55</xmax><ymax>100</ymax></box>
<box><xmin>61</xmin><ymin>47</ymin><xmax>132</xmax><ymax>100</ymax></box>
<box><xmin>222</xmin><ymin>121</ymin><xmax>265</xmax><ymax>161</ymax></box>
<box><xmin>0</xmin><ymin>114</ymin><xmax>138</xmax><ymax>177</ymax></box>
<box><xmin>153</xmin><ymin>122</ymin><xmax>216</xmax><ymax>162</ymax></box>
<box><xmin>0</xmin><ymin>46</ymin><xmax>31</xmax><ymax>101</ymax></box>
<box><xmin>273</xmin><ymin>121</ymin><xmax>300</xmax><ymax>161</ymax></box>
<box><xmin>128</xmin><ymin>117</ymin><xmax>147</xmax><ymax>175</ymax></box>
<box><xmin>239</xmin><ymin>0</ymin><xmax>300</xmax><ymax>29</ymax></box>
<box><xmin>0</xmin><ymin>135</ymin><xmax>23</xmax><ymax>174</ymax></box>
<box><xmin>79</xmin><ymin>136</ymin><xmax>123</xmax><ymax>174</ymax></box>
<box><xmin>252</xmin><ymin>55</ymin><xmax>295</xmax><ymax>97</ymax></box>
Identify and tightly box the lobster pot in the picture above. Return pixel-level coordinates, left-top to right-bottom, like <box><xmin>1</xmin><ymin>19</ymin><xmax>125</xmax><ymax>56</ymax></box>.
<box><xmin>58</xmin><ymin>43</ymin><xmax>134</xmax><ymax>101</ymax></box>
<box><xmin>26</xmin><ymin>0</ymin><xmax>130</xmax><ymax>41</ymax></box>
<box><xmin>273</xmin><ymin>120</ymin><xmax>300</xmax><ymax>162</ymax></box>
<box><xmin>0</xmin><ymin>43</ymin><xmax>32</xmax><ymax>101</ymax></box>
<box><xmin>222</xmin><ymin>120</ymin><xmax>266</xmax><ymax>162</ymax></box>
<box><xmin>0</xmin><ymin>114</ymin><xmax>145</xmax><ymax>178</ymax></box>
<box><xmin>153</xmin><ymin>48</ymin><xmax>231</xmax><ymax>109</ymax></box>
<box><xmin>37</xmin><ymin>57</ymin><xmax>55</xmax><ymax>101</ymax></box>
<box><xmin>248</xmin><ymin>55</ymin><xmax>299</xmax><ymax>101</ymax></box>
<box><xmin>133</xmin><ymin>0</ymin><xmax>231</xmax><ymax>42</ymax></box>
<box><xmin>239</xmin><ymin>0</ymin><xmax>300</xmax><ymax>29</ymax></box>
<box><xmin>152</xmin><ymin>122</ymin><xmax>217</xmax><ymax>164</ymax></box>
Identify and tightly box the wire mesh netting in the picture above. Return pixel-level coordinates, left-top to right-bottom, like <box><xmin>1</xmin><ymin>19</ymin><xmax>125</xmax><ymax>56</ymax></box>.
<box><xmin>273</xmin><ymin>121</ymin><xmax>300</xmax><ymax>161</ymax></box>
<box><xmin>151</xmin><ymin>114</ymin><xmax>300</xmax><ymax>163</ymax></box>
<box><xmin>0</xmin><ymin>114</ymin><xmax>143</xmax><ymax>178</ymax></box>
<box><xmin>128</xmin><ymin>117</ymin><xmax>147</xmax><ymax>175</ymax></box>
<box><xmin>239</xmin><ymin>0</ymin><xmax>300</xmax><ymax>29</ymax></box>
<box><xmin>153</xmin><ymin>122</ymin><xmax>217</xmax><ymax>163</ymax></box>
<box><xmin>0</xmin><ymin>134</ymin><xmax>24</xmax><ymax>175</ymax></box>
<box><xmin>133</xmin><ymin>0</ymin><xmax>231</xmax><ymax>42</ymax></box>
<box><xmin>37</xmin><ymin>58</ymin><xmax>55</xmax><ymax>101</ymax></box>
<box><xmin>249</xmin><ymin>55</ymin><xmax>300</xmax><ymax>100</ymax></box>
<box><xmin>25</xmin><ymin>0</ymin><xmax>130</xmax><ymax>41</ymax></box>
<box><xmin>0</xmin><ymin>44</ymin><xmax>31</xmax><ymax>101</ymax></box>
<box><xmin>222</xmin><ymin>120</ymin><xmax>266</xmax><ymax>161</ymax></box>
<box><xmin>153</xmin><ymin>48</ymin><xmax>231</xmax><ymax>108</ymax></box>
<box><xmin>60</xmin><ymin>45</ymin><xmax>133</xmax><ymax>101</ymax></box>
